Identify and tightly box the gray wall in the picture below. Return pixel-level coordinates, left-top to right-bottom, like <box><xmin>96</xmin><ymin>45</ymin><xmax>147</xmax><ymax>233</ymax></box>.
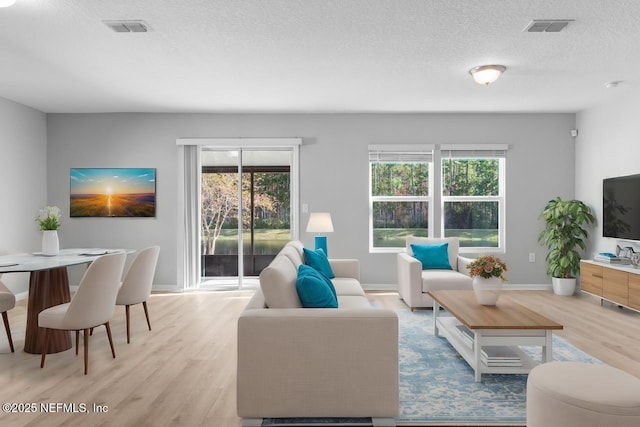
<box><xmin>576</xmin><ymin>88</ymin><xmax>640</xmax><ymax>257</ymax></box>
<box><xmin>46</xmin><ymin>113</ymin><xmax>576</xmax><ymax>288</ymax></box>
<box><xmin>0</xmin><ymin>97</ymin><xmax>47</xmax><ymax>295</ymax></box>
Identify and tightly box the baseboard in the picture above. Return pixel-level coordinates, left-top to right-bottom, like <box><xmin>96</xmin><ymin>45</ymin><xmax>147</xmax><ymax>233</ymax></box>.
<box><xmin>152</xmin><ymin>284</ymin><xmax>182</xmax><ymax>292</ymax></box>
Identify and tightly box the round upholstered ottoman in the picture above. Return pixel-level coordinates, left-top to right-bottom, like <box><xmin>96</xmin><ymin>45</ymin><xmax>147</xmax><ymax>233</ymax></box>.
<box><xmin>527</xmin><ymin>362</ymin><xmax>640</xmax><ymax>427</ymax></box>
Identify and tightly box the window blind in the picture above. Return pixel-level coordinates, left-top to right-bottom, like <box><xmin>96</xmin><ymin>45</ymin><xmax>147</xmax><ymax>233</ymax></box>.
<box><xmin>440</xmin><ymin>144</ymin><xmax>508</xmax><ymax>159</ymax></box>
<box><xmin>368</xmin><ymin>144</ymin><xmax>434</xmax><ymax>163</ymax></box>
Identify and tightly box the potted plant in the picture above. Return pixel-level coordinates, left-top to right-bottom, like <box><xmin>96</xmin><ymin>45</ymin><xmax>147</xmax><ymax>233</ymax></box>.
<box><xmin>538</xmin><ymin>197</ymin><xmax>595</xmax><ymax>295</ymax></box>
<box><xmin>467</xmin><ymin>255</ymin><xmax>508</xmax><ymax>305</ymax></box>
<box><xmin>36</xmin><ymin>206</ymin><xmax>62</xmax><ymax>256</ymax></box>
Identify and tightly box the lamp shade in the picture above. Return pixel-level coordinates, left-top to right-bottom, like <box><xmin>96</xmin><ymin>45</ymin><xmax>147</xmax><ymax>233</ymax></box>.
<box><xmin>0</xmin><ymin>0</ymin><xmax>16</xmax><ymax>7</ymax></box>
<box><xmin>469</xmin><ymin>65</ymin><xmax>506</xmax><ymax>85</ymax></box>
<box><xmin>306</xmin><ymin>212</ymin><xmax>334</xmax><ymax>233</ymax></box>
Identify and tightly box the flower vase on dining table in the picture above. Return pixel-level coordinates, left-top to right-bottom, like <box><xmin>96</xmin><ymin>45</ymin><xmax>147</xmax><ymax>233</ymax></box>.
<box><xmin>42</xmin><ymin>230</ymin><xmax>59</xmax><ymax>256</ymax></box>
<box><xmin>472</xmin><ymin>276</ymin><xmax>503</xmax><ymax>306</ymax></box>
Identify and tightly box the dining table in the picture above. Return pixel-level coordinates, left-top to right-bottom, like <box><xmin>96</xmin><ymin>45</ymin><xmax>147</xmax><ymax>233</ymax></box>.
<box><xmin>0</xmin><ymin>248</ymin><xmax>130</xmax><ymax>354</ymax></box>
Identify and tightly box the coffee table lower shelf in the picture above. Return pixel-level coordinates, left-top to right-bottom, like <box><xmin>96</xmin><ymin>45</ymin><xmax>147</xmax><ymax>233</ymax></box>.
<box><xmin>435</xmin><ymin>316</ymin><xmax>547</xmax><ymax>381</ymax></box>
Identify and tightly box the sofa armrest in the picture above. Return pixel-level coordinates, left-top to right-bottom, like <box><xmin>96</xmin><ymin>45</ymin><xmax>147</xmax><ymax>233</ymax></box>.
<box><xmin>397</xmin><ymin>252</ymin><xmax>423</xmax><ymax>310</ymax></box>
<box><xmin>329</xmin><ymin>258</ymin><xmax>360</xmax><ymax>281</ymax></box>
<box><xmin>457</xmin><ymin>255</ymin><xmax>474</xmax><ymax>274</ymax></box>
<box><xmin>237</xmin><ymin>307</ymin><xmax>398</xmax><ymax>418</ymax></box>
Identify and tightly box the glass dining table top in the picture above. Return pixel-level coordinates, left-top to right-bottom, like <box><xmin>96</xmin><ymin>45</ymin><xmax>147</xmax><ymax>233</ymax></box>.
<box><xmin>0</xmin><ymin>248</ymin><xmax>129</xmax><ymax>273</ymax></box>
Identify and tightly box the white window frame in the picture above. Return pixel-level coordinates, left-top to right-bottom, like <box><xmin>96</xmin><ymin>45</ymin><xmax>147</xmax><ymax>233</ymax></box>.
<box><xmin>440</xmin><ymin>144</ymin><xmax>507</xmax><ymax>253</ymax></box>
<box><xmin>368</xmin><ymin>144</ymin><xmax>434</xmax><ymax>253</ymax></box>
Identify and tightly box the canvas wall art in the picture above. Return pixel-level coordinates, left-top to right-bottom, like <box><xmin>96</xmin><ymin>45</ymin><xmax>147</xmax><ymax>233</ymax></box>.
<box><xmin>70</xmin><ymin>168</ymin><xmax>156</xmax><ymax>217</ymax></box>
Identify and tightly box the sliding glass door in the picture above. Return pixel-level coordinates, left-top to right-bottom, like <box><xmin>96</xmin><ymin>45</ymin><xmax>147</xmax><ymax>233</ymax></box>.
<box><xmin>200</xmin><ymin>148</ymin><xmax>294</xmax><ymax>288</ymax></box>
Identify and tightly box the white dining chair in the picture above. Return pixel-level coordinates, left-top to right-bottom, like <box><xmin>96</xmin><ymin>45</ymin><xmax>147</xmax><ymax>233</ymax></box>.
<box><xmin>116</xmin><ymin>246</ymin><xmax>160</xmax><ymax>343</ymax></box>
<box><xmin>0</xmin><ymin>280</ymin><xmax>16</xmax><ymax>353</ymax></box>
<box><xmin>39</xmin><ymin>252</ymin><xmax>126</xmax><ymax>374</ymax></box>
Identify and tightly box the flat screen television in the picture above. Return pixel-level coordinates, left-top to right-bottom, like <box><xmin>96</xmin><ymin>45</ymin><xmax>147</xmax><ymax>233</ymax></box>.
<box><xmin>603</xmin><ymin>173</ymin><xmax>640</xmax><ymax>241</ymax></box>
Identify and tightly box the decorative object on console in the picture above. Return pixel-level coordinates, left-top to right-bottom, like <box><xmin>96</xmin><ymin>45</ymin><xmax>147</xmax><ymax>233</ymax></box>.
<box><xmin>36</xmin><ymin>206</ymin><xmax>61</xmax><ymax>256</ymax></box>
<box><xmin>467</xmin><ymin>255</ymin><xmax>508</xmax><ymax>305</ymax></box>
<box><xmin>69</xmin><ymin>168</ymin><xmax>156</xmax><ymax>217</ymax></box>
<box><xmin>305</xmin><ymin>212</ymin><xmax>334</xmax><ymax>255</ymax></box>
<box><xmin>538</xmin><ymin>197</ymin><xmax>595</xmax><ymax>296</ymax></box>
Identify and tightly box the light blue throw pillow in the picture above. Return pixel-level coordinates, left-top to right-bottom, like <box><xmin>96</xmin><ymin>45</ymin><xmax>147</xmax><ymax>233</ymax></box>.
<box><xmin>410</xmin><ymin>243</ymin><xmax>453</xmax><ymax>270</ymax></box>
<box><xmin>303</xmin><ymin>247</ymin><xmax>335</xmax><ymax>279</ymax></box>
<box><xmin>296</xmin><ymin>264</ymin><xmax>338</xmax><ymax>308</ymax></box>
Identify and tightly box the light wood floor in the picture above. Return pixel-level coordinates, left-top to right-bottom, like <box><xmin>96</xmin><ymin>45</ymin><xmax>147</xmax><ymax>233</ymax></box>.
<box><xmin>0</xmin><ymin>289</ymin><xmax>639</xmax><ymax>427</ymax></box>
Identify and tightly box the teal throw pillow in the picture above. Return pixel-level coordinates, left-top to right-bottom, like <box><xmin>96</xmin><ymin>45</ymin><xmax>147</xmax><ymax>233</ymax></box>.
<box><xmin>410</xmin><ymin>243</ymin><xmax>453</xmax><ymax>270</ymax></box>
<box><xmin>303</xmin><ymin>247</ymin><xmax>335</xmax><ymax>279</ymax></box>
<box><xmin>296</xmin><ymin>264</ymin><xmax>338</xmax><ymax>308</ymax></box>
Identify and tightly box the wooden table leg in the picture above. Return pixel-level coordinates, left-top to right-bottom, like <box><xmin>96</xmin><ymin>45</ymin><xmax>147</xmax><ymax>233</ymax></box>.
<box><xmin>24</xmin><ymin>268</ymin><xmax>72</xmax><ymax>354</ymax></box>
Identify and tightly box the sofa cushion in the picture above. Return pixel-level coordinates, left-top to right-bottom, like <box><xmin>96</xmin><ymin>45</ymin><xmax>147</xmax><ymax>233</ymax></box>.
<box><xmin>331</xmin><ymin>277</ymin><xmax>366</xmax><ymax>297</ymax></box>
<box><xmin>259</xmin><ymin>255</ymin><xmax>302</xmax><ymax>308</ymax></box>
<box><xmin>410</xmin><ymin>243</ymin><xmax>453</xmax><ymax>270</ymax></box>
<box><xmin>303</xmin><ymin>247</ymin><xmax>335</xmax><ymax>279</ymax></box>
<box><xmin>336</xmin><ymin>295</ymin><xmax>373</xmax><ymax>309</ymax></box>
<box><xmin>279</xmin><ymin>245</ymin><xmax>304</xmax><ymax>268</ymax></box>
<box><xmin>421</xmin><ymin>269</ymin><xmax>473</xmax><ymax>293</ymax></box>
<box><xmin>296</xmin><ymin>265</ymin><xmax>338</xmax><ymax>308</ymax></box>
<box><xmin>406</xmin><ymin>236</ymin><xmax>460</xmax><ymax>271</ymax></box>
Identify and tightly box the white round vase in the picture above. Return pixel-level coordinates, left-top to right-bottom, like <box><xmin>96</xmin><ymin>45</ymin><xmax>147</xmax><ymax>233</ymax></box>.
<box><xmin>472</xmin><ymin>276</ymin><xmax>503</xmax><ymax>306</ymax></box>
<box><xmin>42</xmin><ymin>230</ymin><xmax>59</xmax><ymax>256</ymax></box>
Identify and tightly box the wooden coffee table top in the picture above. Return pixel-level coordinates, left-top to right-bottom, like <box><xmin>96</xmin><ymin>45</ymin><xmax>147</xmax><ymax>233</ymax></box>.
<box><xmin>428</xmin><ymin>290</ymin><xmax>563</xmax><ymax>331</ymax></box>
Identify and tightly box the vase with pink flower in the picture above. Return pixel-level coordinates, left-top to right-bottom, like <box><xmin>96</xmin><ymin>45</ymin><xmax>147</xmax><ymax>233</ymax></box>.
<box><xmin>467</xmin><ymin>254</ymin><xmax>508</xmax><ymax>305</ymax></box>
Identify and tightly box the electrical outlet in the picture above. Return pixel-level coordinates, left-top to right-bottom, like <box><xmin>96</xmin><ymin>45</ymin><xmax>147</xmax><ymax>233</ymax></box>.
<box><xmin>529</xmin><ymin>252</ymin><xmax>536</xmax><ymax>263</ymax></box>
<box><xmin>302</xmin><ymin>203</ymin><xmax>308</xmax><ymax>213</ymax></box>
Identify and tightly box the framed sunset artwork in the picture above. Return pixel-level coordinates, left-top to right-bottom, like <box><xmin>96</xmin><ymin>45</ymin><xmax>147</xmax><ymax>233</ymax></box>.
<box><xmin>70</xmin><ymin>168</ymin><xmax>156</xmax><ymax>217</ymax></box>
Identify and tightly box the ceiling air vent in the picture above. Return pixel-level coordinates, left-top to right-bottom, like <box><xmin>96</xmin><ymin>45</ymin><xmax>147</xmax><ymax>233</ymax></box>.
<box><xmin>103</xmin><ymin>20</ymin><xmax>151</xmax><ymax>33</ymax></box>
<box><xmin>523</xmin><ymin>19</ymin><xmax>574</xmax><ymax>32</ymax></box>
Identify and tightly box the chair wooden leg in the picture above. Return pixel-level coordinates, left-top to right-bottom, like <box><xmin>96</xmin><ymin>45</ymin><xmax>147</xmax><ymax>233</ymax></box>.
<box><xmin>105</xmin><ymin>322</ymin><xmax>116</xmax><ymax>359</ymax></box>
<box><xmin>2</xmin><ymin>311</ymin><xmax>14</xmax><ymax>353</ymax></box>
<box><xmin>89</xmin><ymin>327</ymin><xmax>94</xmax><ymax>336</ymax></box>
<box><xmin>142</xmin><ymin>301</ymin><xmax>152</xmax><ymax>331</ymax></box>
<box><xmin>83</xmin><ymin>328</ymin><xmax>90</xmax><ymax>375</ymax></box>
<box><xmin>76</xmin><ymin>330</ymin><xmax>80</xmax><ymax>355</ymax></box>
<box><xmin>40</xmin><ymin>328</ymin><xmax>51</xmax><ymax>368</ymax></box>
<box><xmin>125</xmin><ymin>305</ymin><xmax>131</xmax><ymax>344</ymax></box>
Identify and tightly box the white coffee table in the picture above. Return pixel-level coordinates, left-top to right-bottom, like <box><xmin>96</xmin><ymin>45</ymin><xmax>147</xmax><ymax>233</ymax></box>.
<box><xmin>429</xmin><ymin>290</ymin><xmax>564</xmax><ymax>382</ymax></box>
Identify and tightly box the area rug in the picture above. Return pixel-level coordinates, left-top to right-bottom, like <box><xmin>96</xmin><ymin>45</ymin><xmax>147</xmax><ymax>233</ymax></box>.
<box><xmin>264</xmin><ymin>306</ymin><xmax>601</xmax><ymax>427</ymax></box>
<box><xmin>397</xmin><ymin>307</ymin><xmax>601</xmax><ymax>426</ymax></box>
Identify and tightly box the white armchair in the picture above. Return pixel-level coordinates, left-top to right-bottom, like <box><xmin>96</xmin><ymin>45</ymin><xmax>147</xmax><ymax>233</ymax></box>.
<box><xmin>397</xmin><ymin>236</ymin><xmax>473</xmax><ymax>310</ymax></box>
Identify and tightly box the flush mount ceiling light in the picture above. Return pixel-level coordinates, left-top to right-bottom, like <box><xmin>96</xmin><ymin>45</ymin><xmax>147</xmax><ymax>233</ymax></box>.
<box><xmin>469</xmin><ymin>65</ymin><xmax>507</xmax><ymax>85</ymax></box>
<box><xmin>0</xmin><ymin>0</ymin><xmax>17</xmax><ymax>8</ymax></box>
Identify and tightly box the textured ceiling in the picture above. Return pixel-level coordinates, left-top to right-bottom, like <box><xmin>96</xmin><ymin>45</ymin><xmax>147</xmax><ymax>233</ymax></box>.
<box><xmin>0</xmin><ymin>0</ymin><xmax>638</xmax><ymax>113</ymax></box>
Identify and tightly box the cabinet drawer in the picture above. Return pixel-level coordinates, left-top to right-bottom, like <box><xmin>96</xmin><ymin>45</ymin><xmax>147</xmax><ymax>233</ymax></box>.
<box><xmin>580</xmin><ymin>262</ymin><xmax>603</xmax><ymax>296</ymax></box>
<box><xmin>603</xmin><ymin>268</ymin><xmax>628</xmax><ymax>305</ymax></box>
<box><xmin>629</xmin><ymin>274</ymin><xmax>640</xmax><ymax>310</ymax></box>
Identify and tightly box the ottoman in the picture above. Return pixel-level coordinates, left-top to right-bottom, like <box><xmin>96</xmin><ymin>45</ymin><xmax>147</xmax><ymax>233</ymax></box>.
<box><xmin>527</xmin><ymin>362</ymin><xmax>640</xmax><ymax>427</ymax></box>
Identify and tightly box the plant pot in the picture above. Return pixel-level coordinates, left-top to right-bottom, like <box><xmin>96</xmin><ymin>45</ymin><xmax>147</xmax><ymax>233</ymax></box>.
<box><xmin>552</xmin><ymin>277</ymin><xmax>576</xmax><ymax>296</ymax></box>
<box><xmin>472</xmin><ymin>276</ymin><xmax>503</xmax><ymax>306</ymax></box>
<box><xmin>42</xmin><ymin>230</ymin><xmax>59</xmax><ymax>256</ymax></box>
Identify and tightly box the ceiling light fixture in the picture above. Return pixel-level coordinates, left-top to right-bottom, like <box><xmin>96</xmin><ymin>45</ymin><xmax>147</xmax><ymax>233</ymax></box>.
<box><xmin>469</xmin><ymin>65</ymin><xmax>506</xmax><ymax>85</ymax></box>
<box><xmin>0</xmin><ymin>0</ymin><xmax>16</xmax><ymax>8</ymax></box>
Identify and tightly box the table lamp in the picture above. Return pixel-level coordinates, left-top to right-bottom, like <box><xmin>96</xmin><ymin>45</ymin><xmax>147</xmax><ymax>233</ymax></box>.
<box><xmin>305</xmin><ymin>212</ymin><xmax>334</xmax><ymax>255</ymax></box>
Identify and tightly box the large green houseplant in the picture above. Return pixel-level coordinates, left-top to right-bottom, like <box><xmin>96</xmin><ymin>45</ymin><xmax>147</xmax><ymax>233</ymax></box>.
<box><xmin>538</xmin><ymin>197</ymin><xmax>595</xmax><ymax>295</ymax></box>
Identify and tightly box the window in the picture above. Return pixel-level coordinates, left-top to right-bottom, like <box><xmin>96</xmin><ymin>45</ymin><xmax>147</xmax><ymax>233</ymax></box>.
<box><xmin>441</xmin><ymin>146</ymin><xmax>507</xmax><ymax>252</ymax></box>
<box><xmin>369</xmin><ymin>145</ymin><xmax>433</xmax><ymax>251</ymax></box>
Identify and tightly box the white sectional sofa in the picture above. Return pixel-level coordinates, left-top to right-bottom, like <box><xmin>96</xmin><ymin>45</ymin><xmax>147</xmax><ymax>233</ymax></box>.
<box><xmin>237</xmin><ymin>241</ymin><xmax>398</xmax><ymax>427</ymax></box>
<box><xmin>397</xmin><ymin>236</ymin><xmax>473</xmax><ymax>310</ymax></box>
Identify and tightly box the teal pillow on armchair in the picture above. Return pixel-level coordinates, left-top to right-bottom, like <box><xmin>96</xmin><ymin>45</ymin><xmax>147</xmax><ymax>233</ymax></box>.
<box><xmin>410</xmin><ymin>243</ymin><xmax>453</xmax><ymax>270</ymax></box>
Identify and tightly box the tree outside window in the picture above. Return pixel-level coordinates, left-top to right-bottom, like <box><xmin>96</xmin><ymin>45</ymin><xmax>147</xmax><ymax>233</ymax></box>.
<box><xmin>370</xmin><ymin>161</ymin><xmax>431</xmax><ymax>249</ymax></box>
<box><xmin>441</xmin><ymin>157</ymin><xmax>503</xmax><ymax>249</ymax></box>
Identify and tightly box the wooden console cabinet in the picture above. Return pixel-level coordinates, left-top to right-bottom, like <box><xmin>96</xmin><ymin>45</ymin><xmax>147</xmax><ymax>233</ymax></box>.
<box><xmin>580</xmin><ymin>260</ymin><xmax>640</xmax><ymax>312</ymax></box>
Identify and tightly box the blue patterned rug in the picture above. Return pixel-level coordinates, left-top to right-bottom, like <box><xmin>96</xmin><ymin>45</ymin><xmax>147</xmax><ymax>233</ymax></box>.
<box><xmin>264</xmin><ymin>306</ymin><xmax>601</xmax><ymax>426</ymax></box>
<box><xmin>397</xmin><ymin>307</ymin><xmax>601</xmax><ymax>425</ymax></box>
